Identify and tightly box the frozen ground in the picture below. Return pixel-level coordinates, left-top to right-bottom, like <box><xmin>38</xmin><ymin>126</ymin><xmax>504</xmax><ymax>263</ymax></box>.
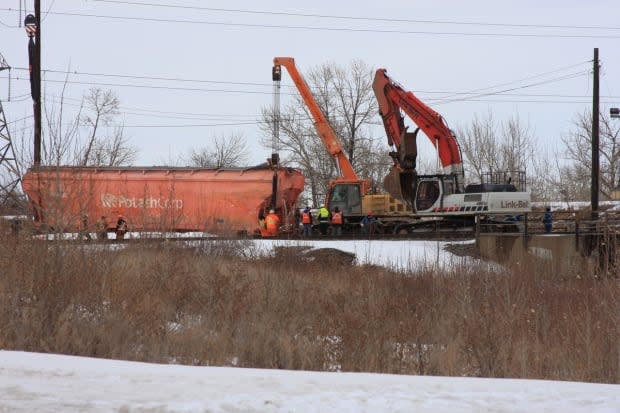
<box><xmin>250</xmin><ymin>238</ymin><xmax>480</xmax><ymax>272</ymax></box>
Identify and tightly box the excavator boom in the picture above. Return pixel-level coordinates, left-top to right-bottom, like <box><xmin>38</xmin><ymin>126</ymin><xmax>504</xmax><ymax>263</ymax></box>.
<box><xmin>373</xmin><ymin>68</ymin><xmax>464</xmax><ymax>179</ymax></box>
<box><xmin>273</xmin><ymin>57</ymin><xmax>359</xmax><ymax>181</ymax></box>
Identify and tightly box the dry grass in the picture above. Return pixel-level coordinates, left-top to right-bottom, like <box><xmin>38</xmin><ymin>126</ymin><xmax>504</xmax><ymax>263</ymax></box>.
<box><xmin>0</xmin><ymin>232</ymin><xmax>618</xmax><ymax>384</ymax></box>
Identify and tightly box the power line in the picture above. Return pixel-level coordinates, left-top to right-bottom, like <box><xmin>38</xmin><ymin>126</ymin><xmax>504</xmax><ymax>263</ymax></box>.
<box><xmin>431</xmin><ymin>61</ymin><xmax>592</xmax><ymax>102</ymax></box>
<box><xmin>92</xmin><ymin>0</ymin><xmax>620</xmax><ymax>32</ymax></box>
<box><xmin>9</xmin><ymin>76</ymin><xmax>284</xmax><ymax>95</ymax></box>
<box><xmin>121</xmin><ymin>121</ymin><xmax>260</xmax><ymax>128</ymax></box>
<box><xmin>0</xmin><ymin>18</ymin><xmax>19</xmax><ymax>28</ymax></box>
<box><xmin>435</xmin><ymin>71</ymin><xmax>591</xmax><ymax>105</ymax></box>
<box><xmin>10</xmin><ymin>66</ymin><xmax>280</xmax><ymax>89</ymax></box>
<box><xmin>2</xmin><ymin>8</ymin><xmax>619</xmax><ymax>39</ymax></box>
<box><xmin>5</xmin><ymin>74</ymin><xmax>611</xmax><ymax>109</ymax></box>
<box><xmin>6</xmin><ymin>114</ymin><xmax>32</xmax><ymax>125</ymax></box>
<box><xmin>4</xmin><ymin>61</ymin><xmax>607</xmax><ymax>103</ymax></box>
<box><xmin>41</xmin><ymin>94</ymin><xmax>262</xmax><ymax>122</ymax></box>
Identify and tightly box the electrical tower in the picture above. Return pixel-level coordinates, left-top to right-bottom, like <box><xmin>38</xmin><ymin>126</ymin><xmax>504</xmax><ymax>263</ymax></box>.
<box><xmin>0</xmin><ymin>53</ymin><xmax>24</xmax><ymax>212</ymax></box>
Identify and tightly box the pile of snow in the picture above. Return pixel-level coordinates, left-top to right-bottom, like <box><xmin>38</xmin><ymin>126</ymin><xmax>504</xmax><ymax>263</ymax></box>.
<box><xmin>1</xmin><ymin>351</ymin><xmax>617</xmax><ymax>412</ymax></box>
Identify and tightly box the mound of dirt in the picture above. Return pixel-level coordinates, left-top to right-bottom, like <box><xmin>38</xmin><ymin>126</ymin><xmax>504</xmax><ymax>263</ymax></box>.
<box><xmin>304</xmin><ymin>248</ymin><xmax>356</xmax><ymax>265</ymax></box>
<box><xmin>273</xmin><ymin>246</ymin><xmax>356</xmax><ymax>266</ymax></box>
<box><xmin>444</xmin><ymin>242</ymin><xmax>480</xmax><ymax>258</ymax></box>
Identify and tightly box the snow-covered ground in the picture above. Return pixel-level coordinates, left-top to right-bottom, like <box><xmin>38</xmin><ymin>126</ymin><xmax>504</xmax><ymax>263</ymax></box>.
<box><xmin>31</xmin><ymin>231</ymin><xmax>481</xmax><ymax>272</ymax></box>
<box><xmin>251</xmin><ymin>238</ymin><xmax>479</xmax><ymax>272</ymax></box>
<box><xmin>1</xmin><ymin>351</ymin><xmax>618</xmax><ymax>413</ymax></box>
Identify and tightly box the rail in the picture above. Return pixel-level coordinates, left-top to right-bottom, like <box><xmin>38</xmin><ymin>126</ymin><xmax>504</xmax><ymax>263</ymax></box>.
<box><xmin>478</xmin><ymin>210</ymin><xmax>620</xmax><ymax>236</ymax></box>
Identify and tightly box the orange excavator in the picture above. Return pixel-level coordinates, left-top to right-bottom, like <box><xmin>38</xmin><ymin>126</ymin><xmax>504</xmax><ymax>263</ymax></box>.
<box><xmin>372</xmin><ymin>68</ymin><xmax>531</xmax><ymax>224</ymax></box>
<box><xmin>273</xmin><ymin>57</ymin><xmax>411</xmax><ymax>232</ymax></box>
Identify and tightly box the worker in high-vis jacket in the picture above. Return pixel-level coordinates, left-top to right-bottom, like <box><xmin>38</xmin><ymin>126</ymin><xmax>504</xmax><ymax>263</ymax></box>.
<box><xmin>330</xmin><ymin>206</ymin><xmax>343</xmax><ymax>236</ymax></box>
<box><xmin>301</xmin><ymin>206</ymin><xmax>313</xmax><ymax>237</ymax></box>
<box><xmin>318</xmin><ymin>203</ymin><xmax>330</xmax><ymax>236</ymax></box>
<box><xmin>264</xmin><ymin>209</ymin><xmax>281</xmax><ymax>237</ymax></box>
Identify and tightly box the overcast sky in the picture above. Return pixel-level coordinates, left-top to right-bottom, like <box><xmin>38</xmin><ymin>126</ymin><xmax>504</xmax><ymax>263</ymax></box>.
<box><xmin>1</xmin><ymin>0</ymin><xmax>619</xmax><ymax>169</ymax></box>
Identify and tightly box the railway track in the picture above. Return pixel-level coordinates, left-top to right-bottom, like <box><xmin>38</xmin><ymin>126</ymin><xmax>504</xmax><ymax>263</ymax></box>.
<box><xmin>29</xmin><ymin>230</ymin><xmax>476</xmax><ymax>244</ymax></box>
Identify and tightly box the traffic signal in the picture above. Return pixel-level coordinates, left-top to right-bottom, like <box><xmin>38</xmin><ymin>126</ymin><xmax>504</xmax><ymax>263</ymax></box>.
<box><xmin>611</xmin><ymin>108</ymin><xmax>620</xmax><ymax>118</ymax></box>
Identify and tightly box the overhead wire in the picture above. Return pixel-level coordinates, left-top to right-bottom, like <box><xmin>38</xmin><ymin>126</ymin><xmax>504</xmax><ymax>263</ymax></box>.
<box><xmin>6</xmin><ymin>114</ymin><xmax>32</xmax><ymax>125</ymax></box>
<box><xmin>430</xmin><ymin>61</ymin><xmax>592</xmax><ymax>103</ymax></box>
<box><xmin>41</xmin><ymin>0</ymin><xmax>57</xmax><ymax>22</ymax></box>
<box><xmin>4</xmin><ymin>60</ymin><xmax>610</xmax><ymax>105</ymax></box>
<box><xmin>10</xmin><ymin>66</ymin><xmax>287</xmax><ymax>89</ymax></box>
<box><xmin>91</xmin><ymin>0</ymin><xmax>620</xmax><ymax>32</ymax></box>
<box><xmin>0</xmin><ymin>18</ymin><xmax>18</xmax><ymax>28</ymax></box>
<box><xmin>41</xmin><ymin>93</ymin><xmax>262</xmax><ymax>122</ymax></box>
<box><xmin>434</xmin><ymin>71</ymin><xmax>592</xmax><ymax>105</ymax></box>
<box><xmin>8</xmin><ymin>76</ymin><xmax>285</xmax><ymax>95</ymax></box>
<box><xmin>1</xmin><ymin>8</ymin><xmax>619</xmax><ymax>39</ymax></box>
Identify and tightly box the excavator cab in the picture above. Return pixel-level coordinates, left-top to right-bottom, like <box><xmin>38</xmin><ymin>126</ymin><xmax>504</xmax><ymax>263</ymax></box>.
<box><xmin>414</xmin><ymin>174</ymin><xmax>458</xmax><ymax>212</ymax></box>
<box><xmin>327</xmin><ymin>182</ymin><xmax>363</xmax><ymax>217</ymax></box>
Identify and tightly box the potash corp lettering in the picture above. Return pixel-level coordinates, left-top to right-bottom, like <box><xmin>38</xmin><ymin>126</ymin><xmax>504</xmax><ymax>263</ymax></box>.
<box><xmin>100</xmin><ymin>193</ymin><xmax>183</xmax><ymax>209</ymax></box>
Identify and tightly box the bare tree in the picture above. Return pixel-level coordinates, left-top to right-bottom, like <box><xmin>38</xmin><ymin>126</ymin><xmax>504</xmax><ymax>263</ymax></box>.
<box><xmin>457</xmin><ymin>111</ymin><xmax>537</xmax><ymax>186</ymax></box>
<box><xmin>80</xmin><ymin>89</ymin><xmax>118</xmax><ymax>165</ymax></box>
<box><xmin>16</xmin><ymin>82</ymin><xmax>136</xmax><ymax>169</ymax></box>
<box><xmin>79</xmin><ymin>88</ymin><xmax>136</xmax><ymax>167</ymax></box>
<box><xmin>42</xmin><ymin>75</ymin><xmax>83</xmax><ymax>166</ymax></box>
<box><xmin>332</xmin><ymin>60</ymin><xmax>379</xmax><ymax>165</ymax></box>
<box><xmin>89</xmin><ymin>125</ymin><xmax>136</xmax><ymax>167</ymax></box>
<box><xmin>559</xmin><ymin>109</ymin><xmax>620</xmax><ymax>201</ymax></box>
<box><xmin>457</xmin><ymin>111</ymin><xmax>501</xmax><ymax>182</ymax></box>
<box><xmin>500</xmin><ymin>115</ymin><xmax>536</xmax><ymax>173</ymax></box>
<box><xmin>259</xmin><ymin>60</ymin><xmax>387</xmax><ymax>204</ymax></box>
<box><xmin>21</xmin><ymin>83</ymin><xmax>138</xmax><ymax>168</ymax></box>
<box><xmin>187</xmin><ymin>132</ymin><xmax>249</xmax><ymax>168</ymax></box>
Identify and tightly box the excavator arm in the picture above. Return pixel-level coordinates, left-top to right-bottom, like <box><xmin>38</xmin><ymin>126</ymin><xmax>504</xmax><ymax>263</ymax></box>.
<box><xmin>373</xmin><ymin>68</ymin><xmax>464</xmax><ymax>179</ymax></box>
<box><xmin>273</xmin><ymin>57</ymin><xmax>359</xmax><ymax>181</ymax></box>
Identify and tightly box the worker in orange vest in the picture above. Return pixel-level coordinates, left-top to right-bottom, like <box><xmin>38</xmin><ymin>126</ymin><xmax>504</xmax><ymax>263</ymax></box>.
<box><xmin>330</xmin><ymin>206</ymin><xmax>343</xmax><ymax>236</ymax></box>
<box><xmin>301</xmin><ymin>206</ymin><xmax>313</xmax><ymax>237</ymax></box>
<box><xmin>264</xmin><ymin>209</ymin><xmax>281</xmax><ymax>237</ymax></box>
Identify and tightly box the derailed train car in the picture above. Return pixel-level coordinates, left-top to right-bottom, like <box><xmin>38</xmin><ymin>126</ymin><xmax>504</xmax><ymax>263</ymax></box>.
<box><xmin>21</xmin><ymin>164</ymin><xmax>305</xmax><ymax>236</ymax></box>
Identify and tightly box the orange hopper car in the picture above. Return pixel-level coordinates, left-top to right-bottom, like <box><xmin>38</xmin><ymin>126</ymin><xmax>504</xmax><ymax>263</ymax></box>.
<box><xmin>21</xmin><ymin>164</ymin><xmax>305</xmax><ymax>236</ymax></box>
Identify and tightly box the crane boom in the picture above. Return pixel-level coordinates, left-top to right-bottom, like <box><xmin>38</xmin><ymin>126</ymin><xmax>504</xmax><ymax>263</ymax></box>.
<box><xmin>273</xmin><ymin>57</ymin><xmax>359</xmax><ymax>181</ymax></box>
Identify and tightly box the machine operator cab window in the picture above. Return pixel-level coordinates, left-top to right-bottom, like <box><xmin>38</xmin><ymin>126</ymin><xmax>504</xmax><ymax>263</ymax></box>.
<box><xmin>328</xmin><ymin>183</ymin><xmax>362</xmax><ymax>216</ymax></box>
<box><xmin>415</xmin><ymin>178</ymin><xmax>441</xmax><ymax>212</ymax></box>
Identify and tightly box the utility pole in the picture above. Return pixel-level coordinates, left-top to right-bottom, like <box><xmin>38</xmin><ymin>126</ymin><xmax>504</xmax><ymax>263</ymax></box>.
<box><xmin>591</xmin><ymin>48</ymin><xmax>599</xmax><ymax>222</ymax></box>
<box><xmin>25</xmin><ymin>0</ymin><xmax>41</xmax><ymax>167</ymax></box>
<box><xmin>270</xmin><ymin>63</ymin><xmax>282</xmax><ymax>210</ymax></box>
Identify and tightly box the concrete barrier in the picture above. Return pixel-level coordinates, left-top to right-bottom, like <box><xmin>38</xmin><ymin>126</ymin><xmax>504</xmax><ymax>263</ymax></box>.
<box><xmin>477</xmin><ymin>233</ymin><xmax>587</xmax><ymax>274</ymax></box>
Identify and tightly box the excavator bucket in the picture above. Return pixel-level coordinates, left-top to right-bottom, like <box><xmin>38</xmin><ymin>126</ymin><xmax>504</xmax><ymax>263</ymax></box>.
<box><xmin>382</xmin><ymin>127</ymin><xmax>418</xmax><ymax>207</ymax></box>
<box><xmin>399</xmin><ymin>129</ymin><xmax>418</xmax><ymax>170</ymax></box>
<box><xmin>383</xmin><ymin>167</ymin><xmax>417</xmax><ymax>208</ymax></box>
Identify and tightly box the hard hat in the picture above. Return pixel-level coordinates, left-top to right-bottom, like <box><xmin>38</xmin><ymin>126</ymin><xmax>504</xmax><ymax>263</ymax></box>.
<box><xmin>320</xmin><ymin>203</ymin><xmax>325</xmax><ymax>208</ymax></box>
<box><xmin>269</xmin><ymin>209</ymin><xmax>275</xmax><ymax>213</ymax></box>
